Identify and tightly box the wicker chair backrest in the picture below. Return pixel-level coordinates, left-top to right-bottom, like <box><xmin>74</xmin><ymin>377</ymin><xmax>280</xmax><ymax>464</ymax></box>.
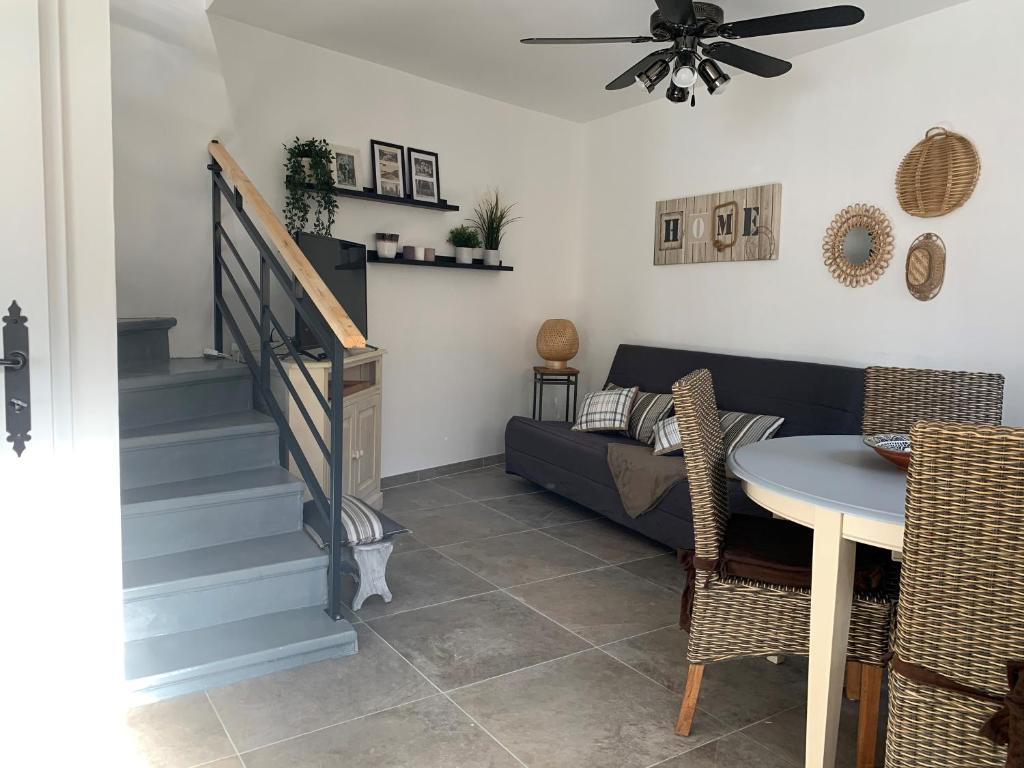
<box><xmin>898</xmin><ymin>421</ymin><xmax>1024</xmax><ymax>695</ymax></box>
<box><xmin>673</xmin><ymin>369</ymin><xmax>729</xmax><ymax>562</ymax></box>
<box><xmin>862</xmin><ymin>366</ymin><xmax>1004</xmax><ymax>436</ymax></box>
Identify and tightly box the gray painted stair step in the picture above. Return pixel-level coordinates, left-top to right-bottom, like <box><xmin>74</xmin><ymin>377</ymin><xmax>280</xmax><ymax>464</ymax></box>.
<box><xmin>121</xmin><ymin>467</ymin><xmax>305</xmax><ymax>561</ymax></box>
<box><xmin>119</xmin><ymin>358</ymin><xmax>252</xmax><ymax>430</ymax></box>
<box><xmin>119</xmin><ymin>410</ymin><xmax>279</xmax><ymax>490</ymax></box>
<box><xmin>125</xmin><ymin>606</ymin><xmax>358</xmax><ymax>704</ymax></box>
<box><xmin>123</xmin><ymin>531</ymin><xmax>327</xmax><ymax>641</ymax></box>
<box><xmin>118</xmin><ymin>317</ymin><xmax>176</xmax><ymax>368</ymax></box>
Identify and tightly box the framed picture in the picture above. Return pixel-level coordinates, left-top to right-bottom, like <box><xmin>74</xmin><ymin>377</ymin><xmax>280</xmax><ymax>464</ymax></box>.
<box><xmin>370</xmin><ymin>139</ymin><xmax>405</xmax><ymax>198</ymax></box>
<box><xmin>330</xmin><ymin>144</ymin><xmax>365</xmax><ymax>192</ymax></box>
<box><xmin>407</xmin><ymin>147</ymin><xmax>440</xmax><ymax>204</ymax></box>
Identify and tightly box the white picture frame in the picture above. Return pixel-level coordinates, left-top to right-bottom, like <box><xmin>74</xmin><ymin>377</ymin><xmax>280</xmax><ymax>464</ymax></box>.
<box><xmin>330</xmin><ymin>143</ymin><xmax>365</xmax><ymax>192</ymax></box>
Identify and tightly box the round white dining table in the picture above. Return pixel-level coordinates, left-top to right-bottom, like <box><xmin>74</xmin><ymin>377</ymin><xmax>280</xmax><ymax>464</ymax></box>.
<box><xmin>728</xmin><ymin>435</ymin><xmax>907</xmax><ymax>768</ymax></box>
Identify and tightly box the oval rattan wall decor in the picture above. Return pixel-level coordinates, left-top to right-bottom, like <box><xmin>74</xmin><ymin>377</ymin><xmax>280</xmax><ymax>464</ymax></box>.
<box><xmin>822</xmin><ymin>204</ymin><xmax>895</xmax><ymax>288</ymax></box>
<box><xmin>895</xmin><ymin>127</ymin><xmax>980</xmax><ymax>218</ymax></box>
<box><xmin>906</xmin><ymin>233</ymin><xmax>946</xmax><ymax>301</ymax></box>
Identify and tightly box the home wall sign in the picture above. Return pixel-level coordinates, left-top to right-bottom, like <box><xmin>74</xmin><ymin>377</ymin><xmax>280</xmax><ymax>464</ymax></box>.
<box><xmin>654</xmin><ymin>183</ymin><xmax>781</xmax><ymax>265</ymax></box>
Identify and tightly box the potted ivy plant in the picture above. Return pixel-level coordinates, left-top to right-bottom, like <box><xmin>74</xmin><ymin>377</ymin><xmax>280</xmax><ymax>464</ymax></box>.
<box><xmin>447</xmin><ymin>225</ymin><xmax>482</xmax><ymax>265</ymax></box>
<box><xmin>283</xmin><ymin>137</ymin><xmax>338</xmax><ymax>237</ymax></box>
<box><xmin>470</xmin><ymin>189</ymin><xmax>520</xmax><ymax>266</ymax></box>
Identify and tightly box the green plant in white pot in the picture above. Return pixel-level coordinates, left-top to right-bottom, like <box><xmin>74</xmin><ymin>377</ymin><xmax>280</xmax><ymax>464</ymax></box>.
<box><xmin>470</xmin><ymin>189</ymin><xmax>520</xmax><ymax>266</ymax></box>
<box><xmin>448</xmin><ymin>225</ymin><xmax>482</xmax><ymax>265</ymax></box>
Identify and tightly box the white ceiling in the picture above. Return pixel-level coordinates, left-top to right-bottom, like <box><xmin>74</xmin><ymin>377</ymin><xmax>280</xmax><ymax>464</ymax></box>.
<box><xmin>206</xmin><ymin>0</ymin><xmax>966</xmax><ymax>122</ymax></box>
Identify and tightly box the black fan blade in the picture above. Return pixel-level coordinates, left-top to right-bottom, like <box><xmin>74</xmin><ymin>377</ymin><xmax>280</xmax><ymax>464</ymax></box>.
<box><xmin>655</xmin><ymin>0</ymin><xmax>697</xmax><ymax>25</ymax></box>
<box><xmin>605</xmin><ymin>49</ymin><xmax>674</xmax><ymax>90</ymax></box>
<box><xmin>718</xmin><ymin>5</ymin><xmax>865</xmax><ymax>39</ymax></box>
<box><xmin>702</xmin><ymin>42</ymin><xmax>792</xmax><ymax>77</ymax></box>
<box><xmin>521</xmin><ymin>36</ymin><xmax>654</xmax><ymax>45</ymax></box>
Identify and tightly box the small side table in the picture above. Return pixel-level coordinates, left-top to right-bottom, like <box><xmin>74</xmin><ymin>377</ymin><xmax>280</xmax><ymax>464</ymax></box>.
<box><xmin>532</xmin><ymin>366</ymin><xmax>580</xmax><ymax>422</ymax></box>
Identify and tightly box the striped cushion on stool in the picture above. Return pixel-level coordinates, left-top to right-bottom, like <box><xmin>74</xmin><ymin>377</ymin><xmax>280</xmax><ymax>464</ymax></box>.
<box><xmin>340</xmin><ymin>495</ymin><xmax>387</xmax><ymax>546</ymax></box>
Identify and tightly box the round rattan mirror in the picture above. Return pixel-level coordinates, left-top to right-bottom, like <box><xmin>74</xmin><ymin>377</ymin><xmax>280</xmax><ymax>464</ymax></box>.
<box><xmin>822</xmin><ymin>204</ymin><xmax>894</xmax><ymax>287</ymax></box>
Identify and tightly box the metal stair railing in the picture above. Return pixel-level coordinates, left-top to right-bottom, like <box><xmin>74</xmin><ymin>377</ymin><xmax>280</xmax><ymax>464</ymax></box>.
<box><xmin>207</xmin><ymin>139</ymin><xmax>366</xmax><ymax>621</ymax></box>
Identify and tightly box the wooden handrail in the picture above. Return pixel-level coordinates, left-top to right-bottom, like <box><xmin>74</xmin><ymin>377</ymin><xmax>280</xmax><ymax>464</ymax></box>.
<box><xmin>208</xmin><ymin>140</ymin><xmax>366</xmax><ymax>349</ymax></box>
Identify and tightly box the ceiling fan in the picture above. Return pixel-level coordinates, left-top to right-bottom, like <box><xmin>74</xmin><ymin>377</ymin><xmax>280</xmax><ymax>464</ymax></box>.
<box><xmin>521</xmin><ymin>2</ymin><xmax>865</xmax><ymax>107</ymax></box>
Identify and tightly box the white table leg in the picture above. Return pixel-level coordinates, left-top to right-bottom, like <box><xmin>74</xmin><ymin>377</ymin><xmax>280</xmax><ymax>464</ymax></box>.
<box><xmin>806</xmin><ymin>509</ymin><xmax>856</xmax><ymax>768</ymax></box>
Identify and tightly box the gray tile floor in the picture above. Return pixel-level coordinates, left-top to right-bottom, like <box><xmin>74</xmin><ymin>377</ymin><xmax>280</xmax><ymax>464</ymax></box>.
<box><xmin>126</xmin><ymin>466</ymin><xmax>881</xmax><ymax>768</ymax></box>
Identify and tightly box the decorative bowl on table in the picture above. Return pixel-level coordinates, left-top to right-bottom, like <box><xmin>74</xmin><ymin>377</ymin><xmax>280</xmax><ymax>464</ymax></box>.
<box><xmin>863</xmin><ymin>433</ymin><xmax>912</xmax><ymax>470</ymax></box>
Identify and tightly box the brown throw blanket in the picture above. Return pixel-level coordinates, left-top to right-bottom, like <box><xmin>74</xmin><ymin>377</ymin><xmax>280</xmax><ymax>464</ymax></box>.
<box><xmin>606</xmin><ymin>443</ymin><xmax>687</xmax><ymax>518</ymax></box>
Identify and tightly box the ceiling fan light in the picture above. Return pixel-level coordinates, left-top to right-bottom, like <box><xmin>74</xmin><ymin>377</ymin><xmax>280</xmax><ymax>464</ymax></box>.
<box><xmin>666</xmin><ymin>84</ymin><xmax>690</xmax><ymax>104</ymax></box>
<box><xmin>671</xmin><ymin>63</ymin><xmax>698</xmax><ymax>88</ymax></box>
<box><xmin>698</xmin><ymin>58</ymin><xmax>730</xmax><ymax>95</ymax></box>
<box><xmin>635</xmin><ymin>58</ymin><xmax>671</xmax><ymax>93</ymax></box>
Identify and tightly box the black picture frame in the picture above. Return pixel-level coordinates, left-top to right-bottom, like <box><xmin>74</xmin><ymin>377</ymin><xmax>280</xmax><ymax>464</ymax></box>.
<box><xmin>406</xmin><ymin>147</ymin><xmax>440</xmax><ymax>204</ymax></box>
<box><xmin>370</xmin><ymin>139</ymin><xmax>406</xmax><ymax>198</ymax></box>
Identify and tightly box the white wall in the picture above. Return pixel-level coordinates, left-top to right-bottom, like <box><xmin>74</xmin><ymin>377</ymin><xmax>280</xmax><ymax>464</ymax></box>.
<box><xmin>111</xmin><ymin>0</ymin><xmax>236</xmax><ymax>356</ymax></box>
<box><xmin>112</xmin><ymin>3</ymin><xmax>584</xmax><ymax>475</ymax></box>
<box><xmin>578</xmin><ymin>0</ymin><xmax>1024</xmax><ymax>425</ymax></box>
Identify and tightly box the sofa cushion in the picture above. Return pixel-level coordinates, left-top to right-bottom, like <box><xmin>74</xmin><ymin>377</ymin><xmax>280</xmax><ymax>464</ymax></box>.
<box><xmin>606</xmin><ymin>383</ymin><xmax>674</xmax><ymax>444</ymax></box>
<box><xmin>652</xmin><ymin>410</ymin><xmax>785</xmax><ymax>458</ymax></box>
<box><xmin>573</xmin><ymin>386</ymin><xmax>638</xmax><ymax>433</ymax></box>
<box><xmin>511</xmin><ymin>417</ymin><xmax>644</xmax><ymax>487</ymax></box>
<box><xmin>721</xmin><ymin>515</ymin><xmax>888</xmax><ymax>593</ymax></box>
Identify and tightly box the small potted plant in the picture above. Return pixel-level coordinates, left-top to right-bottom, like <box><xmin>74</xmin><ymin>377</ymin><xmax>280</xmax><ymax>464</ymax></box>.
<box><xmin>283</xmin><ymin>137</ymin><xmax>338</xmax><ymax>237</ymax></box>
<box><xmin>448</xmin><ymin>225</ymin><xmax>482</xmax><ymax>265</ymax></box>
<box><xmin>470</xmin><ymin>189</ymin><xmax>520</xmax><ymax>266</ymax></box>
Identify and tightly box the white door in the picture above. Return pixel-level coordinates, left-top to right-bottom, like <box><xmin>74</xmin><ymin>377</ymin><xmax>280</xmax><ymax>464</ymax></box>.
<box><xmin>0</xmin><ymin>1</ymin><xmax>123</xmax><ymax>763</ymax></box>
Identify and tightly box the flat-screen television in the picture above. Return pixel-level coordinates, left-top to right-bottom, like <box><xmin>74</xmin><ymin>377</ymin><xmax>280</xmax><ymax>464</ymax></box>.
<box><xmin>293</xmin><ymin>232</ymin><xmax>367</xmax><ymax>354</ymax></box>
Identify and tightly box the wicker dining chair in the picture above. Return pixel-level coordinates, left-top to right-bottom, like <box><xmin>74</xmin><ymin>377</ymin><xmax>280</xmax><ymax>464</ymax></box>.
<box><xmin>862</xmin><ymin>365</ymin><xmax>1004</xmax><ymax>436</ymax></box>
<box><xmin>886</xmin><ymin>422</ymin><xmax>1024</xmax><ymax>768</ymax></box>
<box><xmin>849</xmin><ymin>365</ymin><xmax>1005</xmax><ymax>707</ymax></box>
<box><xmin>673</xmin><ymin>369</ymin><xmax>896</xmax><ymax>768</ymax></box>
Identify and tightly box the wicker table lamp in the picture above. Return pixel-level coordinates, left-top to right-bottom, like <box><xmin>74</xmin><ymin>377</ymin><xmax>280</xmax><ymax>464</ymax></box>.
<box><xmin>536</xmin><ymin>319</ymin><xmax>579</xmax><ymax>370</ymax></box>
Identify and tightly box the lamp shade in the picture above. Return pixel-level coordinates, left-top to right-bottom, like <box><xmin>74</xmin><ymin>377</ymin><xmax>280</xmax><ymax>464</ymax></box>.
<box><xmin>536</xmin><ymin>319</ymin><xmax>579</xmax><ymax>370</ymax></box>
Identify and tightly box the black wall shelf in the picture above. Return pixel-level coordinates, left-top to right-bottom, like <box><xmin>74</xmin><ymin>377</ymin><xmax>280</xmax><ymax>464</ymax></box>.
<box><xmin>306</xmin><ymin>183</ymin><xmax>459</xmax><ymax>212</ymax></box>
<box><xmin>367</xmin><ymin>250</ymin><xmax>513</xmax><ymax>272</ymax></box>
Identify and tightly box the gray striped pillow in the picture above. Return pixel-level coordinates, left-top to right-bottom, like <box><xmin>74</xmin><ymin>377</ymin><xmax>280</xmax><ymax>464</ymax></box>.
<box><xmin>340</xmin><ymin>495</ymin><xmax>386</xmax><ymax>545</ymax></box>
<box><xmin>653</xmin><ymin>410</ymin><xmax>785</xmax><ymax>458</ymax></box>
<box><xmin>720</xmin><ymin>411</ymin><xmax>786</xmax><ymax>455</ymax></box>
<box><xmin>605</xmin><ymin>383</ymin><xmax>674</xmax><ymax>444</ymax></box>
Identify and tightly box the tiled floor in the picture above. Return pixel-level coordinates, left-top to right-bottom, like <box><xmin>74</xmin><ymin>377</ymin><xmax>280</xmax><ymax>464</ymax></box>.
<box><xmin>126</xmin><ymin>465</ymin><xmax>883</xmax><ymax>768</ymax></box>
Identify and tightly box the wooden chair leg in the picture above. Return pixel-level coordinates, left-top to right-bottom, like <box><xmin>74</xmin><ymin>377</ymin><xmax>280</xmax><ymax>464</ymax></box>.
<box><xmin>675</xmin><ymin>664</ymin><xmax>704</xmax><ymax>736</ymax></box>
<box><xmin>845</xmin><ymin>660</ymin><xmax>862</xmax><ymax>701</ymax></box>
<box><xmin>855</xmin><ymin>663</ymin><xmax>883</xmax><ymax>768</ymax></box>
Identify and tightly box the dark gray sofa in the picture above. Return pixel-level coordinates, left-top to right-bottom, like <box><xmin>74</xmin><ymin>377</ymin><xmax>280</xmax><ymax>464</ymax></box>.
<box><xmin>504</xmin><ymin>344</ymin><xmax>865</xmax><ymax>551</ymax></box>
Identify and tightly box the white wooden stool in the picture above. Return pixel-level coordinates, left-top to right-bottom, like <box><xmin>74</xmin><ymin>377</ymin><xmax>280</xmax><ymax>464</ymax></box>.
<box><xmin>338</xmin><ymin>495</ymin><xmax>406</xmax><ymax>611</ymax></box>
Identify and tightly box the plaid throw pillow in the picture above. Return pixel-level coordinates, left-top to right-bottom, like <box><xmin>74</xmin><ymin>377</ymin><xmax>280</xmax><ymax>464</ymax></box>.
<box><xmin>572</xmin><ymin>386</ymin><xmax>638</xmax><ymax>433</ymax></box>
<box><xmin>605</xmin><ymin>383</ymin><xmax>673</xmax><ymax>444</ymax></box>
<box><xmin>653</xmin><ymin>410</ymin><xmax>785</xmax><ymax>457</ymax></box>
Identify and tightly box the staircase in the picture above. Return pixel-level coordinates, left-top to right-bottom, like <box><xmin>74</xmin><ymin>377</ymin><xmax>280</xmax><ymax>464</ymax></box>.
<box><xmin>118</xmin><ymin>318</ymin><xmax>357</xmax><ymax>703</ymax></box>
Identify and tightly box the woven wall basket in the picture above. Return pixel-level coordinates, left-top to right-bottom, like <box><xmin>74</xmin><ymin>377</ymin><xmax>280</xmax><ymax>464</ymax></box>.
<box><xmin>895</xmin><ymin>127</ymin><xmax>980</xmax><ymax>218</ymax></box>
<box><xmin>906</xmin><ymin>233</ymin><xmax>946</xmax><ymax>302</ymax></box>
